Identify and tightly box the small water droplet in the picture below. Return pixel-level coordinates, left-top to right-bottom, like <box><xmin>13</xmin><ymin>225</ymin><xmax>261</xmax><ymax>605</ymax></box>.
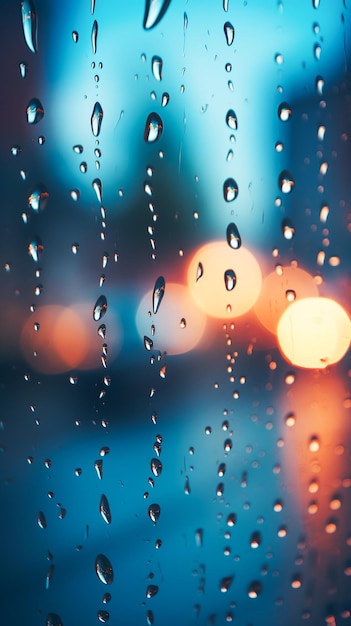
<box><xmin>278</xmin><ymin>170</ymin><xmax>294</xmax><ymax>193</ymax></box>
<box><xmin>72</xmin><ymin>30</ymin><xmax>79</xmax><ymax>42</ymax></box>
<box><xmin>93</xmin><ymin>295</ymin><xmax>108</xmax><ymax>321</ymax></box>
<box><xmin>227</xmin><ymin>513</ymin><xmax>237</xmax><ymax>527</ymax></box>
<box><xmin>220</xmin><ymin>575</ymin><xmax>233</xmax><ymax>592</ymax></box>
<box><xmin>161</xmin><ymin>92</ymin><xmax>170</xmax><ymax>107</ymax></box>
<box><xmin>97</xmin><ymin>610</ymin><xmax>109</xmax><ymax>623</ymax></box>
<box><xmin>314</xmin><ymin>43</ymin><xmax>322</xmax><ymax>60</ymax></box>
<box><xmin>282</xmin><ymin>218</ymin><xmax>295</xmax><ymax>239</ymax></box>
<box><xmin>11</xmin><ymin>145</ymin><xmax>22</xmax><ymax>156</ymax></box>
<box><xmin>285</xmin><ymin>289</ymin><xmax>296</xmax><ymax>302</ymax></box>
<box><xmin>91</xmin><ymin>102</ymin><xmax>103</xmax><ymax>137</ymax></box>
<box><xmin>248</xmin><ymin>581</ymin><xmax>262</xmax><ymax>598</ymax></box>
<box><xmin>144</xmin><ymin>336</ymin><xmax>154</xmax><ymax>351</ymax></box>
<box><xmin>102</xmin><ymin>592</ymin><xmax>111</xmax><ymax>604</ymax></box>
<box><xmin>146</xmin><ymin>584</ymin><xmax>159</xmax><ymax>598</ymax></box>
<box><xmin>312</xmin><ymin>0</ymin><xmax>320</xmax><ymax>6</ymax></box>
<box><xmin>146</xmin><ymin>609</ymin><xmax>154</xmax><ymax>625</ymax></box>
<box><xmin>21</xmin><ymin>0</ymin><xmax>38</xmax><ymax>54</ymax></box>
<box><xmin>278</xmin><ymin>102</ymin><xmax>292</xmax><ymax>121</ymax></box>
<box><xmin>28</xmin><ymin>237</ymin><xmax>43</xmax><ymax>262</ymax></box>
<box><xmin>100</xmin><ymin>494</ymin><xmax>112</xmax><ymax>524</ymax></box>
<box><xmin>97</xmin><ymin>324</ymin><xmax>106</xmax><ymax>339</ymax></box>
<box><xmin>28</xmin><ymin>186</ymin><xmax>49</xmax><ymax>211</ymax></box>
<box><xmin>46</xmin><ymin>613</ymin><xmax>63</xmax><ymax>626</ymax></box>
<box><xmin>92</xmin><ymin>178</ymin><xmax>102</xmax><ymax>202</ymax></box>
<box><xmin>184</xmin><ymin>476</ymin><xmax>191</xmax><ymax>494</ymax></box>
<box><xmin>150</xmin><ymin>458</ymin><xmax>162</xmax><ymax>477</ymax></box>
<box><xmin>148</xmin><ymin>503</ymin><xmax>161</xmax><ymax>524</ymax></box>
<box><xmin>143</xmin><ymin>0</ymin><xmax>171</xmax><ymax>29</ymax></box>
<box><xmin>223</xmin><ymin>178</ymin><xmax>238</xmax><ymax>202</ymax></box>
<box><xmin>95</xmin><ymin>459</ymin><xmax>103</xmax><ymax>479</ymax></box>
<box><xmin>95</xmin><ymin>554</ymin><xmax>114</xmax><ymax>585</ymax></box>
<box><xmin>91</xmin><ymin>20</ymin><xmax>98</xmax><ymax>54</ymax></box>
<box><xmin>26</xmin><ymin>98</ymin><xmax>44</xmax><ymax>124</ymax></box>
<box><xmin>196</xmin><ymin>262</ymin><xmax>204</xmax><ymax>282</ymax></box>
<box><xmin>195</xmin><ymin>528</ymin><xmax>203</xmax><ymax>547</ymax></box>
<box><xmin>316</xmin><ymin>75</ymin><xmax>324</xmax><ymax>94</ymax></box>
<box><xmin>38</xmin><ymin>511</ymin><xmax>47</xmax><ymax>529</ymax></box>
<box><xmin>250</xmin><ymin>531</ymin><xmax>262</xmax><ymax>548</ymax></box>
<box><xmin>152</xmin><ymin>276</ymin><xmax>165</xmax><ymax>313</ymax></box>
<box><xmin>226</xmin><ymin>222</ymin><xmax>241</xmax><ymax>249</ymax></box>
<box><xmin>226</xmin><ymin>109</ymin><xmax>238</xmax><ymax>130</ymax></box>
<box><xmin>180</xmin><ymin>317</ymin><xmax>186</xmax><ymax>328</ymax></box>
<box><xmin>19</xmin><ymin>62</ymin><xmax>28</xmax><ymax>78</ymax></box>
<box><xmin>224</xmin><ymin>21</ymin><xmax>235</xmax><ymax>46</ymax></box>
<box><xmin>152</xmin><ymin>55</ymin><xmax>163</xmax><ymax>80</ymax></box>
<box><xmin>144</xmin><ymin>112</ymin><xmax>163</xmax><ymax>143</ymax></box>
<box><xmin>224</xmin><ymin>269</ymin><xmax>236</xmax><ymax>291</ymax></box>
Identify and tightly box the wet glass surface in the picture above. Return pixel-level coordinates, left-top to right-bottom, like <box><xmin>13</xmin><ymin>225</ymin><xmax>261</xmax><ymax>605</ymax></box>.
<box><xmin>1</xmin><ymin>1</ymin><xmax>351</xmax><ymax>625</ymax></box>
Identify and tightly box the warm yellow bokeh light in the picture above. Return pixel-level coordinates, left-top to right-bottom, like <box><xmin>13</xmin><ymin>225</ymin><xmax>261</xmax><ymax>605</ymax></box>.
<box><xmin>277</xmin><ymin>297</ymin><xmax>351</xmax><ymax>368</ymax></box>
<box><xmin>254</xmin><ymin>266</ymin><xmax>319</xmax><ymax>334</ymax></box>
<box><xmin>187</xmin><ymin>241</ymin><xmax>262</xmax><ymax>319</ymax></box>
<box><xmin>135</xmin><ymin>282</ymin><xmax>207</xmax><ymax>355</ymax></box>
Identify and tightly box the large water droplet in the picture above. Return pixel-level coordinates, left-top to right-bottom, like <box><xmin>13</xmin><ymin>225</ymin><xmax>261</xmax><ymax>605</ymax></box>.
<box><xmin>223</xmin><ymin>178</ymin><xmax>238</xmax><ymax>202</ymax></box>
<box><xmin>148</xmin><ymin>503</ymin><xmax>161</xmax><ymax>524</ymax></box>
<box><xmin>224</xmin><ymin>21</ymin><xmax>235</xmax><ymax>45</ymax></box>
<box><xmin>151</xmin><ymin>458</ymin><xmax>162</xmax><ymax>477</ymax></box>
<box><xmin>28</xmin><ymin>237</ymin><xmax>44</xmax><ymax>262</ymax></box>
<box><xmin>143</xmin><ymin>0</ymin><xmax>171</xmax><ymax>29</ymax></box>
<box><xmin>224</xmin><ymin>269</ymin><xmax>236</xmax><ymax>291</ymax></box>
<box><xmin>95</xmin><ymin>554</ymin><xmax>114</xmax><ymax>585</ymax></box>
<box><xmin>26</xmin><ymin>98</ymin><xmax>44</xmax><ymax>124</ymax></box>
<box><xmin>28</xmin><ymin>186</ymin><xmax>49</xmax><ymax>212</ymax></box>
<box><xmin>152</xmin><ymin>56</ymin><xmax>163</xmax><ymax>81</ymax></box>
<box><xmin>226</xmin><ymin>222</ymin><xmax>241</xmax><ymax>249</ymax></box>
<box><xmin>152</xmin><ymin>276</ymin><xmax>165</xmax><ymax>313</ymax></box>
<box><xmin>21</xmin><ymin>0</ymin><xmax>38</xmax><ymax>54</ymax></box>
<box><xmin>144</xmin><ymin>113</ymin><xmax>163</xmax><ymax>143</ymax></box>
<box><xmin>91</xmin><ymin>20</ymin><xmax>98</xmax><ymax>54</ymax></box>
<box><xmin>46</xmin><ymin>614</ymin><xmax>63</xmax><ymax>626</ymax></box>
<box><xmin>226</xmin><ymin>109</ymin><xmax>238</xmax><ymax>130</ymax></box>
<box><xmin>278</xmin><ymin>170</ymin><xmax>294</xmax><ymax>193</ymax></box>
<box><xmin>93</xmin><ymin>295</ymin><xmax>108</xmax><ymax>321</ymax></box>
<box><xmin>100</xmin><ymin>494</ymin><xmax>112</xmax><ymax>524</ymax></box>
<box><xmin>91</xmin><ymin>102</ymin><xmax>103</xmax><ymax>137</ymax></box>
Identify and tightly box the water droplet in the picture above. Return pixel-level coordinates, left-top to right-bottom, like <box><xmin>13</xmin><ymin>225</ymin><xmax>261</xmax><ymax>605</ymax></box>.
<box><xmin>250</xmin><ymin>531</ymin><xmax>262</xmax><ymax>548</ymax></box>
<box><xmin>226</xmin><ymin>109</ymin><xmax>238</xmax><ymax>130</ymax></box>
<box><xmin>19</xmin><ymin>62</ymin><xmax>28</xmax><ymax>78</ymax></box>
<box><xmin>150</xmin><ymin>458</ymin><xmax>162</xmax><ymax>477</ymax></box>
<box><xmin>26</xmin><ymin>98</ymin><xmax>44</xmax><ymax>124</ymax></box>
<box><xmin>97</xmin><ymin>324</ymin><xmax>106</xmax><ymax>339</ymax></box>
<box><xmin>94</xmin><ymin>459</ymin><xmax>103</xmax><ymax>479</ymax></box>
<box><xmin>91</xmin><ymin>102</ymin><xmax>103</xmax><ymax>137</ymax></box>
<box><xmin>11</xmin><ymin>145</ymin><xmax>22</xmax><ymax>156</ymax></box>
<box><xmin>226</xmin><ymin>222</ymin><xmax>241</xmax><ymax>249</ymax></box>
<box><xmin>148</xmin><ymin>503</ymin><xmax>161</xmax><ymax>524</ymax></box>
<box><xmin>95</xmin><ymin>554</ymin><xmax>114</xmax><ymax>585</ymax></box>
<box><xmin>152</xmin><ymin>276</ymin><xmax>165</xmax><ymax>314</ymax></box>
<box><xmin>180</xmin><ymin>317</ymin><xmax>186</xmax><ymax>328</ymax></box>
<box><xmin>224</xmin><ymin>21</ymin><xmax>235</xmax><ymax>46</ymax></box>
<box><xmin>278</xmin><ymin>170</ymin><xmax>294</xmax><ymax>193</ymax></box>
<box><xmin>102</xmin><ymin>593</ymin><xmax>111</xmax><ymax>604</ymax></box>
<box><xmin>313</xmin><ymin>0</ymin><xmax>320</xmax><ymax>7</ymax></box>
<box><xmin>223</xmin><ymin>178</ymin><xmax>238</xmax><ymax>202</ymax></box>
<box><xmin>146</xmin><ymin>584</ymin><xmax>159</xmax><ymax>598</ymax></box>
<box><xmin>28</xmin><ymin>237</ymin><xmax>43</xmax><ymax>262</ymax></box>
<box><xmin>21</xmin><ymin>0</ymin><xmax>38</xmax><ymax>54</ymax></box>
<box><xmin>285</xmin><ymin>289</ymin><xmax>296</xmax><ymax>302</ymax></box>
<box><xmin>93</xmin><ymin>295</ymin><xmax>107</xmax><ymax>321</ymax></box>
<box><xmin>92</xmin><ymin>178</ymin><xmax>102</xmax><ymax>202</ymax></box>
<box><xmin>248</xmin><ymin>581</ymin><xmax>262</xmax><ymax>598</ymax></box>
<box><xmin>144</xmin><ymin>113</ymin><xmax>163</xmax><ymax>143</ymax></box>
<box><xmin>143</xmin><ymin>0</ymin><xmax>171</xmax><ymax>29</ymax></box>
<box><xmin>152</xmin><ymin>56</ymin><xmax>163</xmax><ymax>80</ymax></box>
<box><xmin>184</xmin><ymin>476</ymin><xmax>191</xmax><ymax>494</ymax></box>
<box><xmin>314</xmin><ymin>43</ymin><xmax>321</xmax><ymax>60</ymax></box>
<box><xmin>28</xmin><ymin>186</ymin><xmax>49</xmax><ymax>211</ymax></box>
<box><xmin>146</xmin><ymin>609</ymin><xmax>154</xmax><ymax>625</ymax></box>
<box><xmin>97</xmin><ymin>610</ymin><xmax>109</xmax><ymax>623</ymax></box>
<box><xmin>161</xmin><ymin>92</ymin><xmax>170</xmax><ymax>107</ymax></box>
<box><xmin>37</xmin><ymin>511</ymin><xmax>47</xmax><ymax>529</ymax></box>
<box><xmin>278</xmin><ymin>102</ymin><xmax>292</xmax><ymax>121</ymax></box>
<box><xmin>72</xmin><ymin>30</ymin><xmax>79</xmax><ymax>42</ymax></box>
<box><xmin>227</xmin><ymin>513</ymin><xmax>237</xmax><ymax>527</ymax></box>
<box><xmin>46</xmin><ymin>614</ymin><xmax>63</xmax><ymax>626</ymax></box>
<box><xmin>224</xmin><ymin>269</ymin><xmax>236</xmax><ymax>291</ymax></box>
<box><xmin>220</xmin><ymin>575</ymin><xmax>233</xmax><ymax>592</ymax></box>
<box><xmin>316</xmin><ymin>75</ymin><xmax>324</xmax><ymax>94</ymax></box>
<box><xmin>100</xmin><ymin>494</ymin><xmax>112</xmax><ymax>524</ymax></box>
<box><xmin>282</xmin><ymin>218</ymin><xmax>295</xmax><ymax>239</ymax></box>
<box><xmin>91</xmin><ymin>20</ymin><xmax>98</xmax><ymax>54</ymax></box>
<box><xmin>196</xmin><ymin>262</ymin><xmax>204</xmax><ymax>283</ymax></box>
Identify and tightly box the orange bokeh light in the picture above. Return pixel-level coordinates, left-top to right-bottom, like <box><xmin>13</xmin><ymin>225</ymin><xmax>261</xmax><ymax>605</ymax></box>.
<box><xmin>187</xmin><ymin>241</ymin><xmax>262</xmax><ymax>319</ymax></box>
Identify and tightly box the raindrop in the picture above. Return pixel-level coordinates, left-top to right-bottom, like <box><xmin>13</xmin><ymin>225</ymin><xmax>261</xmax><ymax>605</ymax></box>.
<box><xmin>227</xmin><ymin>513</ymin><xmax>237</xmax><ymax>527</ymax></box>
<box><xmin>144</xmin><ymin>336</ymin><xmax>154</xmax><ymax>351</ymax></box>
<box><xmin>98</xmin><ymin>324</ymin><xmax>106</xmax><ymax>339</ymax></box>
<box><xmin>248</xmin><ymin>581</ymin><xmax>262</xmax><ymax>598</ymax></box>
<box><xmin>94</xmin><ymin>459</ymin><xmax>103</xmax><ymax>479</ymax></box>
<box><xmin>91</xmin><ymin>102</ymin><xmax>103</xmax><ymax>137</ymax></box>
<box><xmin>46</xmin><ymin>614</ymin><xmax>63</xmax><ymax>626</ymax></box>
<box><xmin>224</xmin><ymin>21</ymin><xmax>235</xmax><ymax>46</ymax></box>
<box><xmin>19</xmin><ymin>62</ymin><xmax>28</xmax><ymax>78</ymax></box>
<box><xmin>278</xmin><ymin>170</ymin><xmax>294</xmax><ymax>193</ymax></box>
<box><xmin>147</xmin><ymin>609</ymin><xmax>154</xmax><ymax>625</ymax></box>
<box><xmin>144</xmin><ymin>112</ymin><xmax>163</xmax><ymax>143</ymax></box>
<box><xmin>100</xmin><ymin>494</ymin><xmax>112</xmax><ymax>524</ymax></box>
<box><xmin>92</xmin><ymin>178</ymin><xmax>102</xmax><ymax>202</ymax></box>
<box><xmin>278</xmin><ymin>102</ymin><xmax>291</xmax><ymax>121</ymax></box>
<box><xmin>184</xmin><ymin>476</ymin><xmax>191</xmax><ymax>495</ymax></box>
<box><xmin>152</xmin><ymin>276</ymin><xmax>165</xmax><ymax>314</ymax></box>
<box><xmin>26</xmin><ymin>98</ymin><xmax>44</xmax><ymax>124</ymax></box>
<box><xmin>312</xmin><ymin>0</ymin><xmax>320</xmax><ymax>6</ymax></box>
<box><xmin>28</xmin><ymin>186</ymin><xmax>49</xmax><ymax>211</ymax></box>
<box><xmin>70</xmin><ymin>189</ymin><xmax>80</xmax><ymax>201</ymax></box>
<box><xmin>152</xmin><ymin>56</ymin><xmax>163</xmax><ymax>80</ymax></box>
<box><xmin>220</xmin><ymin>575</ymin><xmax>233</xmax><ymax>592</ymax></box>
<box><xmin>180</xmin><ymin>317</ymin><xmax>186</xmax><ymax>328</ymax></box>
<box><xmin>91</xmin><ymin>20</ymin><xmax>98</xmax><ymax>54</ymax></box>
<box><xmin>28</xmin><ymin>237</ymin><xmax>43</xmax><ymax>262</ymax></box>
<box><xmin>146</xmin><ymin>584</ymin><xmax>159</xmax><ymax>598</ymax></box>
<box><xmin>72</xmin><ymin>30</ymin><xmax>79</xmax><ymax>42</ymax></box>
<box><xmin>148</xmin><ymin>503</ymin><xmax>161</xmax><ymax>524</ymax></box>
<box><xmin>37</xmin><ymin>511</ymin><xmax>47</xmax><ymax>529</ymax></box>
<box><xmin>95</xmin><ymin>554</ymin><xmax>114</xmax><ymax>585</ymax></box>
<box><xmin>226</xmin><ymin>109</ymin><xmax>238</xmax><ymax>130</ymax></box>
<box><xmin>223</xmin><ymin>178</ymin><xmax>238</xmax><ymax>202</ymax></box>
<box><xmin>282</xmin><ymin>218</ymin><xmax>295</xmax><ymax>239</ymax></box>
<box><xmin>250</xmin><ymin>531</ymin><xmax>262</xmax><ymax>548</ymax></box>
<box><xmin>285</xmin><ymin>289</ymin><xmax>296</xmax><ymax>302</ymax></box>
<box><xmin>195</xmin><ymin>528</ymin><xmax>204</xmax><ymax>547</ymax></box>
<box><xmin>314</xmin><ymin>43</ymin><xmax>321</xmax><ymax>60</ymax></box>
<box><xmin>150</xmin><ymin>458</ymin><xmax>162</xmax><ymax>477</ymax></box>
<box><xmin>21</xmin><ymin>0</ymin><xmax>38</xmax><ymax>54</ymax></box>
<box><xmin>97</xmin><ymin>610</ymin><xmax>109</xmax><ymax>623</ymax></box>
<box><xmin>143</xmin><ymin>0</ymin><xmax>171</xmax><ymax>29</ymax></box>
<box><xmin>161</xmin><ymin>92</ymin><xmax>170</xmax><ymax>107</ymax></box>
<box><xmin>102</xmin><ymin>593</ymin><xmax>111</xmax><ymax>603</ymax></box>
<box><xmin>224</xmin><ymin>269</ymin><xmax>236</xmax><ymax>291</ymax></box>
<box><xmin>93</xmin><ymin>295</ymin><xmax>108</xmax><ymax>321</ymax></box>
<box><xmin>196</xmin><ymin>262</ymin><xmax>204</xmax><ymax>282</ymax></box>
<box><xmin>316</xmin><ymin>75</ymin><xmax>324</xmax><ymax>94</ymax></box>
<box><xmin>11</xmin><ymin>145</ymin><xmax>22</xmax><ymax>156</ymax></box>
<box><xmin>91</xmin><ymin>0</ymin><xmax>96</xmax><ymax>14</ymax></box>
<box><xmin>73</xmin><ymin>144</ymin><xmax>83</xmax><ymax>154</ymax></box>
<box><xmin>226</xmin><ymin>222</ymin><xmax>241</xmax><ymax>249</ymax></box>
